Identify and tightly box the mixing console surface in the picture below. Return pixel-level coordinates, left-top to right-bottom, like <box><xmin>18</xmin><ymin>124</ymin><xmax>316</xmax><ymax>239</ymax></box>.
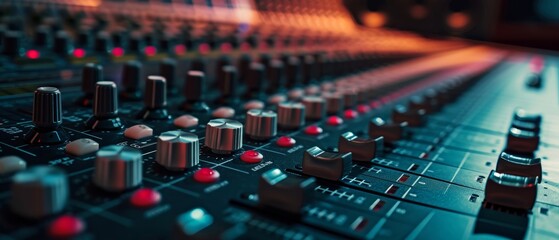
<box><xmin>0</xmin><ymin>1</ymin><xmax>558</xmax><ymax>240</ymax></box>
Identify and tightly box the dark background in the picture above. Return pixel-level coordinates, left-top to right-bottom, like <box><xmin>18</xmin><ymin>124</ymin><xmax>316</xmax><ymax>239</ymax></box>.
<box><xmin>343</xmin><ymin>0</ymin><xmax>559</xmax><ymax>51</ymax></box>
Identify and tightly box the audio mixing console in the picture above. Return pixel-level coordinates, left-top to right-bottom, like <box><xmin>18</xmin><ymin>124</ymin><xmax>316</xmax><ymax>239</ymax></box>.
<box><xmin>0</xmin><ymin>1</ymin><xmax>558</xmax><ymax>239</ymax></box>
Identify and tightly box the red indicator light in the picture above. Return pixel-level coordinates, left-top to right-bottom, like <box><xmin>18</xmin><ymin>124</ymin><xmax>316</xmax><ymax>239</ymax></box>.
<box><xmin>198</xmin><ymin>43</ymin><xmax>210</xmax><ymax>54</ymax></box>
<box><xmin>112</xmin><ymin>47</ymin><xmax>125</xmax><ymax>57</ymax></box>
<box><xmin>174</xmin><ymin>44</ymin><xmax>186</xmax><ymax>55</ymax></box>
<box><xmin>26</xmin><ymin>49</ymin><xmax>40</xmax><ymax>59</ymax></box>
<box><xmin>72</xmin><ymin>48</ymin><xmax>86</xmax><ymax>58</ymax></box>
<box><xmin>144</xmin><ymin>46</ymin><xmax>157</xmax><ymax>56</ymax></box>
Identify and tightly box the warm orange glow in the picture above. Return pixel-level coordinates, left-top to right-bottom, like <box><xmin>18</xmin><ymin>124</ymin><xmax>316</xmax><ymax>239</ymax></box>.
<box><xmin>410</xmin><ymin>5</ymin><xmax>428</xmax><ymax>19</ymax></box>
<box><xmin>362</xmin><ymin>12</ymin><xmax>387</xmax><ymax>28</ymax></box>
<box><xmin>447</xmin><ymin>12</ymin><xmax>470</xmax><ymax>29</ymax></box>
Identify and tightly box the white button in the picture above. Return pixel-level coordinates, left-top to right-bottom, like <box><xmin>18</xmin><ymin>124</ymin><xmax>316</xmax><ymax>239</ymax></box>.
<box><xmin>212</xmin><ymin>107</ymin><xmax>235</xmax><ymax>118</ymax></box>
<box><xmin>243</xmin><ymin>100</ymin><xmax>264</xmax><ymax>110</ymax></box>
<box><xmin>65</xmin><ymin>138</ymin><xmax>100</xmax><ymax>156</ymax></box>
<box><xmin>267</xmin><ymin>94</ymin><xmax>286</xmax><ymax>105</ymax></box>
<box><xmin>124</xmin><ymin>124</ymin><xmax>154</xmax><ymax>140</ymax></box>
<box><xmin>0</xmin><ymin>156</ymin><xmax>26</xmax><ymax>175</ymax></box>
<box><xmin>174</xmin><ymin>114</ymin><xmax>199</xmax><ymax>128</ymax></box>
<box><xmin>288</xmin><ymin>88</ymin><xmax>304</xmax><ymax>100</ymax></box>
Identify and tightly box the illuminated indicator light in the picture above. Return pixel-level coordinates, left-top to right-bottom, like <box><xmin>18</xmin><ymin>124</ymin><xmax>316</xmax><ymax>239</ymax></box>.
<box><xmin>174</xmin><ymin>44</ymin><xmax>187</xmax><ymax>56</ymax></box>
<box><xmin>276</xmin><ymin>136</ymin><xmax>296</xmax><ymax>148</ymax></box>
<box><xmin>72</xmin><ymin>48</ymin><xmax>86</xmax><ymax>58</ymax></box>
<box><xmin>240</xmin><ymin>42</ymin><xmax>251</xmax><ymax>51</ymax></box>
<box><xmin>386</xmin><ymin>185</ymin><xmax>399</xmax><ymax>195</ymax></box>
<box><xmin>240</xmin><ymin>150</ymin><xmax>263</xmax><ymax>164</ymax></box>
<box><xmin>26</xmin><ymin>49</ymin><xmax>40</xmax><ymax>59</ymax></box>
<box><xmin>130</xmin><ymin>188</ymin><xmax>161</xmax><ymax>208</ymax></box>
<box><xmin>304</xmin><ymin>125</ymin><xmax>323</xmax><ymax>135</ymax></box>
<box><xmin>193</xmin><ymin>168</ymin><xmax>220</xmax><ymax>183</ymax></box>
<box><xmin>48</xmin><ymin>215</ymin><xmax>85</xmax><ymax>238</ymax></box>
<box><xmin>344</xmin><ymin>109</ymin><xmax>358</xmax><ymax>119</ymax></box>
<box><xmin>111</xmin><ymin>47</ymin><xmax>125</xmax><ymax>57</ymax></box>
<box><xmin>370</xmin><ymin>101</ymin><xmax>382</xmax><ymax>109</ymax></box>
<box><xmin>397</xmin><ymin>174</ymin><xmax>410</xmax><ymax>183</ymax></box>
<box><xmin>362</xmin><ymin>12</ymin><xmax>386</xmax><ymax>28</ymax></box>
<box><xmin>447</xmin><ymin>12</ymin><xmax>470</xmax><ymax>29</ymax></box>
<box><xmin>198</xmin><ymin>43</ymin><xmax>210</xmax><ymax>54</ymax></box>
<box><xmin>220</xmin><ymin>43</ymin><xmax>232</xmax><ymax>53</ymax></box>
<box><xmin>357</xmin><ymin>104</ymin><xmax>370</xmax><ymax>114</ymax></box>
<box><xmin>144</xmin><ymin>46</ymin><xmax>157</xmax><ymax>56</ymax></box>
<box><xmin>326</xmin><ymin>116</ymin><xmax>343</xmax><ymax>126</ymax></box>
<box><xmin>370</xmin><ymin>200</ymin><xmax>385</xmax><ymax>212</ymax></box>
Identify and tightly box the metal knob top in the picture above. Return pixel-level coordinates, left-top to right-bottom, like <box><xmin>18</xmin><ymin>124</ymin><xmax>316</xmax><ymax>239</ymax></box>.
<box><xmin>156</xmin><ymin>130</ymin><xmax>200</xmax><ymax>171</ymax></box>
<box><xmin>245</xmin><ymin>109</ymin><xmax>277</xmax><ymax>140</ymax></box>
<box><xmin>205</xmin><ymin>119</ymin><xmax>243</xmax><ymax>154</ymax></box>
<box><xmin>277</xmin><ymin>102</ymin><xmax>305</xmax><ymax>129</ymax></box>
<box><xmin>93</xmin><ymin>145</ymin><xmax>143</xmax><ymax>192</ymax></box>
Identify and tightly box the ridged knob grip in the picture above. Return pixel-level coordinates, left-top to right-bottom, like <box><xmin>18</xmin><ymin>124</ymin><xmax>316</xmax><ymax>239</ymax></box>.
<box><xmin>205</xmin><ymin>119</ymin><xmax>243</xmax><ymax>154</ymax></box>
<box><xmin>156</xmin><ymin>130</ymin><xmax>199</xmax><ymax>171</ymax></box>
<box><xmin>245</xmin><ymin>109</ymin><xmax>277</xmax><ymax>140</ymax></box>
<box><xmin>93</xmin><ymin>81</ymin><xmax>119</xmax><ymax>118</ymax></box>
<box><xmin>144</xmin><ymin>75</ymin><xmax>167</xmax><ymax>109</ymax></box>
<box><xmin>302</xmin><ymin>96</ymin><xmax>326</xmax><ymax>120</ymax></box>
<box><xmin>93</xmin><ymin>145</ymin><xmax>142</xmax><ymax>192</ymax></box>
<box><xmin>32</xmin><ymin>87</ymin><xmax>63</xmax><ymax>129</ymax></box>
<box><xmin>277</xmin><ymin>102</ymin><xmax>305</xmax><ymax>129</ymax></box>
<box><xmin>10</xmin><ymin>166</ymin><xmax>69</xmax><ymax>219</ymax></box>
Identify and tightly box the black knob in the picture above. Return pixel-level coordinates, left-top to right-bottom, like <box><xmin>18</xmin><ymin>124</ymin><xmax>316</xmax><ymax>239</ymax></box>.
<box><xmin>34</xmin><ymin>25</ymin><xmax>52</xmax><ymax>48</ymax></box>
<box><xmin>258</xmin><ymin>168</ymin><xmax>315</xmax><ymax>214</ymax></box>
<box><xmin>76</xmin><ymin>28</ymin><xmax>93</xmax><ymax>49</ymax></box>
<box><xmin>301</xmin><ymin>55</ymin><xmax>316</xmax><ymax>85</ymax></box>
<box><xmin>182</xmin><ymin>71</ymin><xmax>209</xmax><ymax>113</ymax></box>
<box><xmin>285</xmin><ymin>56</ymin><xmax>301</xmax><ymax>89</ymax></box>
<box><xmin>24</xmin><ymin>87</ymin><xmax>68</xmax><ymax>144</ymax></box>
<box><xmin>266</xmin><ymin>59</ymin><xmax>285</xmax><ymax>93</ymax></box>
<box><xmin>245</xmin><ymin>62</ymin><xmax>266</xmax><ymax>100</ymax></box>
<box><xmin>238</xmin><ymin>54</ymin><xmax>252</xmax><ymax>83</ymax></box>
<box><xmin>138</xmin><ymin>76</ymin><xmax>170</xmax><ymax>119</ymax></box>
<box><xmin>338</xmin><ymin>132</ymin><xmax>384</xmax><ymax>161</ymax></box>
<box><xmin>2</xmin><ymin>31</ymin><xmax>24</xmax><ymax>56</ymax></box>
<box><xmin>120</xmin><ymin>61</ymin><xmax>143</xmax><ymax>100</ymax></box>
<box><xmin>302</xmin><ymin>146</ymin><xmax>352</xmax><ymax>181</ymax></box>
<box><xmin>86</xmin><ymin>81</ymin><xmax>123</xmax><ymax>130</ymax></box>
<box><xmin>160</xmin><ymin>58</ymin><xmax>178</xmax><ymax>95</ymax></box>
<box><xmin>216</xmin><ymin>65</ymin><xmax>240</xmax><ymax>106</ymax></box>
<box><xmin>94</xmin><ymin>31</ymin><xmax>112</xmax><ymax>53</ymax></box>
<box><xmin>53</xmin><ymin>31</ymin><xmax>73</xmax><ymax>55</ymax></box>
<box><xmin>78</xmin><ymin>63</ymin><xmax>103</xmax><ymax>107</ymax></box>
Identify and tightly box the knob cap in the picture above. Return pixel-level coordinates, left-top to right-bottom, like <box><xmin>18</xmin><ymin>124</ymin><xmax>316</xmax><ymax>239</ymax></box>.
<box><xmin>302</xmin><ymin>96</ymin><xmax>326</xmax><ymax>120</ymax></box>
<box><xmin>266</xmin><ymin>59</ymin><xmax>285</xmax><ymax>93</ymax></box>
<box><xmin>505</xmin><ymin>127</ymin><xmax>539</xmax><ymax>154</ymax></box>
<box><xmin>93</xmin><ymin>145</ymin><xmax>142</xmax><ymax>192</ymax></box>
<box><xmin>25</xmin><ymin>87</ymin><xmax>68</xmax><ymax>144</ymax></box>
<box><xmin>392</xmin><ymin>105</ymin><xmax>426</xmax><ymax>127</ymax></box>
<box><xmin>120</xmin><ymin>61</ymin><xmax>143</xmax><ymax>100</ymax></box>
<box><xmin>285</xmin><ymin>56</ymin><xmax>301</xmax><ymax>88</ymax></box>
<box><xmin>245</xmin><ymin>109</ymin><xmax>277</xmax><ymax>140</ymax></box>
<box><xmin>484</xmin><ymin>170</ymin><xmax>537</xmax><ymax>211</ymax></box>
<box><xmin>160</xmin><ymin>58</ymin><xmax>178</xmax><ymax>95</ymax></box>
<box><xmin>79</xmin><ymin>63</ymin><xmax>103</xmax><ymax>106</ymax></box>
<box><xmin>338</xmin><ymin>132</ymin><xmax>384</xmax><ymax>161</ymax></box>
<box><xmin>277</xmin><ymin>102</ymin><xmax>305</xmax><ymax>129</ymax></box>
<box><xmin>496</xmin><ymin>152</ymin><xmax>542</xmax><ymax>182</ymax></box>
<box><xmin>53</xmin><ymin>31</ymin><xmax>73</xmax><ymax>55</ymax></box>
<box><xmin>156</xmin><ymin>130</ymin><xmax>200</xmax><ymax>171</ymax></box>
<box><xmin>324</xmin><ymin>92</ymin><xmax>343</xmax><ymax>115</ymax></box>
<box><xmin>302</xmin><ymin>146</ymin><xmax>352</xmax><ymax>181</ymax></box>
<box><xmin>216</xmin><ymin>66</ymin><xmax>240</xmax><ymax>106</ymax></box>
<box><xmin>369</xmin><ymin>117</ymin><xmax>408</xmax><ymax>143</ymax></box>
<box><xmin>94</xmin><ymin>31</ymin><xmax>112</xmax><ymax>53</ymax></box>
<box><xmin>2</xmin><ymin>31</ymin><xmax>24</xmax><ymax>56</ymax></box>
<box><xmin>182</xmin><ymin>71</ymin><xmax>209</xmax><ymax>112</ymax></box>
<box><xmin>138</xmin><ymin>75</ymin><xmax>169</xmax><ymax>119</ymax></box>
<box><xmin>205</xmin><ymin>119</ymin><xmax>243</xmax><ymax>154</ymax></box>
<box><xmin>86</xmin><ymin>81</ymin><xmax>123</xmax><ymax>130</ymax></box>
<box><xmin>259</xmin><ymin>168</ymin><xmax>315</xmax><ymax>215</ymax></box>
<box><xmin>245</xmin><ymin>62</ymin><xmax>266</xmax><ymax>100</ymax></box>
<box><xmin>10</xmin><ymin>166</ymin><xmax>69</xmax><ymax>219</ymax></box>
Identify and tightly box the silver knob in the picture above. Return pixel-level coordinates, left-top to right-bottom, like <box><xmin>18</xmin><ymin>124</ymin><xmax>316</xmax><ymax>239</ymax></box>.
<box><xmin>205</xmin><ymin>119</ymin><xmax>243</xmax><ymax>154</ymax></box>
<box><xmin>93</xmin><ymin>145</ymin><xmax>142</xmax><ymax>192</ymax></box>
<box><xmin>10</xmin><ymin>166</ymin><xmax>69</xmax><ymax>219</ymax></box>
<box><xmin>323</xmin><ymin>92</ymin><xmax>343</xmax><ymax>115</ymax></box>
<box><xmin>302</xmin><ymin>96</ymin><xmax>326</xmax><ymax>120</ymax></box>
<box><xmin>156</xmin><ymin>130</ymin><xmax>200</xmax><ymax>171</ymax></box>
<box><xmin>245</xmin><ymin>109</ymin><xmax>277</xmax><ymax>140</ymax></box>
<box><xmin>277</xmin><ymin>102</ymin><xmax>305</xmax><ymax>129</ymax></box>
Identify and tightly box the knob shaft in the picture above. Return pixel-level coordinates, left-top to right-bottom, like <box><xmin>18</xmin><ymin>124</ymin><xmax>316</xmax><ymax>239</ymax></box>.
<box><xmin>216</xmin><ymin>66</ymin><xmax>239</xmax><ymax>106</ymax></box>
<box><xmin>245</xmin><ymin>109</ymin><xmax>277</xmax><ymax>140</ymax></box>
<box><xmin>86</xmin><ymin>81</ymin><xmax>123</xmax><ymax>130</ymax></box>
<box><xmin>160</xmin><ymin>58</ymin><xmax>178</xmax><ymax>95</ymax></box>
<box><xmin>277</xmin><ymin>102</ymin><xmax>305</xmax><ymax>129</ymax></box>
<box><xmin>79</xmin><ymin>63</ymin><xmax>103</xmax><ymax>106</ymax></box>
<box><xmin>245</xmin><ymin>62</ymin><xmax>266</xmax><ymax>100</ymax></box>
<box><xmin>120</xmin><ymin>61</ymin><xmax>143</xmax><ymax>100</ymax></box>
<box><xmin>182</xmin><ymin>71</ymin><xmax>209</xmax><ymax>112</ymax></box>
<box><xmin>156</xmin><ymin>130</ymin><xmax>200</xmax><ymax>171</ymax></box>
<box><xmin>25</xmin><ymin>87</ymin><xmax>68</xmax><ymax>144</ymax></box>
<box><xmin>93</xmin><ymin>145</ymin><xmax>143</xmax><ymax>192</ymax></box>
<box><xmin>10</xmin><ymin>166</ymin><xmax>69</xmax><ymax>219</ymax></box>
<box><xmin>205</xmin><ymin>119</ymin><xmax>243</xmax><ymax>154</ymax></box>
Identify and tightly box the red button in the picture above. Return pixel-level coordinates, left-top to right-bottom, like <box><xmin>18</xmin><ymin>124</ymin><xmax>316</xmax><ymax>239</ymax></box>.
<box><xmin>130</xmin><ymin>188</ymin><xmax>161</xmax><ymax>208</ymax></box>
<box><xmin>276</xmin><ymin>136</ymin><xmax>296</xmax><ymax>148</ymax></box>
<box><xmin>304</xmin><ymin>125</ymin><xmax>323</xmax><ymax>135</ymax></box>
<box><xmin>240</xmin><ymin>150</ymin><xmax>263</xmax><ymax>164</ymax></box>
<box><xmin>327</xmin><ymin>116</ymin><xmax>343</xmax><ymax>126</ymax></box>
<box><xmin>48</xmin><ymin>215</ymin><xmax>85</xmax><ymax>238</ymax></box>
<box><xmin>194</xmin><ymin>168</ymin><xmax>220</xmax><ymax>183</ymax></box>
<box><xmin>357</xmin><ymin>104</ymin><xmax>370</xmax><ymax>114</ymax></box>
<box><xmin>344</xmin><ymin>109</ymin><xmax>358</xmax><ymax>119</ymax></box>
